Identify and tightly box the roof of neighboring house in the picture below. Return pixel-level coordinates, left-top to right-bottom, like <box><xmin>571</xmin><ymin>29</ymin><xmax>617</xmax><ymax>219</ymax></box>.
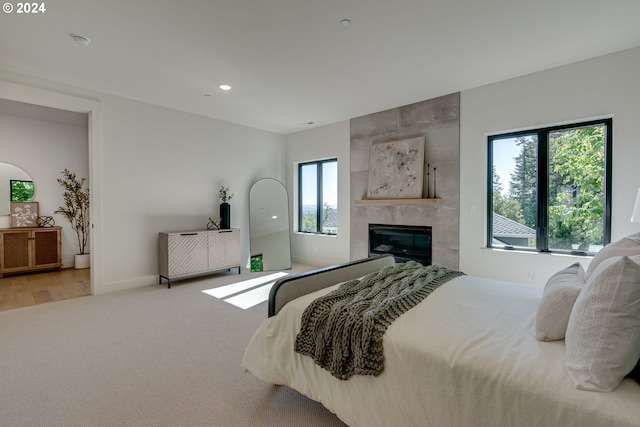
<box><xmin>323</xmin><ymin>208</ymin><xmax>337</xmax><ymax>228</ymax></box>
<box><xmin>493</xmin><ymin>213</ymin><xmax>535</xmax><ymax>237</ymax></box>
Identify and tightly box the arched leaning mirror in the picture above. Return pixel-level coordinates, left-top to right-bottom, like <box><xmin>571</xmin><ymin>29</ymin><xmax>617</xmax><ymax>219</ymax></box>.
<box><xmin>0</xmin><ymin>162</ymin><xmax>34</xmax><ymax>215</ymax></box>
<box><xmin>249</xmin><ymin>178</ymin><xmax>291</xmax><ymax>271</ymax></box>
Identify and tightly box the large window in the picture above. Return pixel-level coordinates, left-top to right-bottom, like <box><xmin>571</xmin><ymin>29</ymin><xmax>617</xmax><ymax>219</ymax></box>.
<box><xmin>298</xmin><ymin>158</ymin><xmax>338</xmax><ymax>235</ymax></box>
<box><xmin>488</xmin><ymin>118</ymin><xmax>611</xmax><ymax>254</ymax></box>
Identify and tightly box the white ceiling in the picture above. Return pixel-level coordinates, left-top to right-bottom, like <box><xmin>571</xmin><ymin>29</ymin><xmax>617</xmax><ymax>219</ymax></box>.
<box><xmin>1</xmin><ymin>0</ymin><xmax>639</xmax><ymax>135</ymax></box>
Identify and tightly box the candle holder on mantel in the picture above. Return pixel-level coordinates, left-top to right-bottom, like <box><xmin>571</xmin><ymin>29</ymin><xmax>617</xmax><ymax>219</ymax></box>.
<box><xmin>425</xmin><ymin>164</ymin><xmax>438</xmax><ymax>199</ymax></box>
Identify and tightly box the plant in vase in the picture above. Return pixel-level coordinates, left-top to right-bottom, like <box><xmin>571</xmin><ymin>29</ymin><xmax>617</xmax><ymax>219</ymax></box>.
<box><xmin>54</xmin><ymin>169</ymin><xmax>90</xmax><ymax>269</ymax></box>
<box><xmin>219</xmin><ymin>185</ymin><xmax>234</xmax><ymax>229</ymax></box>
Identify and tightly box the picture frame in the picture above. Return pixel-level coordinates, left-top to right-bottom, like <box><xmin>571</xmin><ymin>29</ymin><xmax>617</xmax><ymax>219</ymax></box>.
<box><xmin>10</xmin><ymin>201</ymin><xmax>39</xmax><ymax>227</ymax></box>
<box><xmin>367</xmin><ymin>136</ymin><xmax>425</xmax><ymax>199</ymax></box>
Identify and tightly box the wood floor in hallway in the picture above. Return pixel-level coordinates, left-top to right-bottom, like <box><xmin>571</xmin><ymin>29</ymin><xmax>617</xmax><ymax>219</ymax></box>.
<box><xmin>0</xmin><ymin>268</ymin><xmax>90</xmax><ymax>311</ymax></box>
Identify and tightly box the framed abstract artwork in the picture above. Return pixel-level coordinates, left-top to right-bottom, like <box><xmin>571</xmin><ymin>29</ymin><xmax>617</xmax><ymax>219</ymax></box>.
<box><xmin>10</xmin><ymin>201</ymin><xmax>39</xmax><ymax>227</ymax></box>
<box><xmin>367</xmin><ymin>136</ymin><xmax>425</xmax><ymax>199</ymax></box>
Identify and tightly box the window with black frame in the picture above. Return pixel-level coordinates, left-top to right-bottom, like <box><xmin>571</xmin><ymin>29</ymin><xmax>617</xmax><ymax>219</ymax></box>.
<box><xmin>487</xmin><ymin>118</ymin><xmax>612</xmax><ymax>255</ymax></box>
<box><xmin>298</xmin><ymin>158</ymin><xmax>337</xmax><ymax>235</ymax></box>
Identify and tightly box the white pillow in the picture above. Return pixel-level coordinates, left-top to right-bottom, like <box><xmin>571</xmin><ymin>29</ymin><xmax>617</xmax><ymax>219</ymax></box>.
<box><xmin>585</xmin><ymin>232</ymin><xmax>640</xmax><ymax>279</ymax></box>
<box><xmin>535</xmin><ymin>263</ymin><xmax>585</xmax><ymax>342</ymax></box>
<box><xmin>565</xmin><ymin>255</ymin><xmax>640</xmax><ymax>392</ymax></box>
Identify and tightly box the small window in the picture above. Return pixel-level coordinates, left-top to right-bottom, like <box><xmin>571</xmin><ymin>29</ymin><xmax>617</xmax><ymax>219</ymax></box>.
<box><xmin>488</xmin><ymin>118</ymin><xmax>612</xmax><ymax>254</ymax></box>
<box><xmin>298</xmin><ymin>158</ymin><xmax>338</xmax><ymax>235</ymax></box>
<box><xmin>10</xmin><ymin>180</ymin><xmax>34</xmax><ymax>202</ymax></box>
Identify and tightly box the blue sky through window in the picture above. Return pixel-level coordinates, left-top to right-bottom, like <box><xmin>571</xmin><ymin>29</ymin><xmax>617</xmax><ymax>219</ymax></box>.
<box><xmin>493</xmin><ymin>137</ymin><xmax>520</xmax><ymax>196</ymax></box>
<box><xmin>301</xmin><ymin>160</ymin><xmax>337</xmax><ymax>208</ymax></box>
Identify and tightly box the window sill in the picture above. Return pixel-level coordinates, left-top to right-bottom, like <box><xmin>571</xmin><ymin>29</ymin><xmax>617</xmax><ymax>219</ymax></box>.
<box><xmin>354</xmin><ymin>198</ymin><xmax>441</xmax><ymax>206</ymax></box>
<box><xmin>294</xmin><ymin>231</ymin><xmax>338</xmax><ymax>238</ymax></box>
<box><xmin>483</xmin><ymin>247</ymin><xmax>593</xmax><ymax>258</ymax></box>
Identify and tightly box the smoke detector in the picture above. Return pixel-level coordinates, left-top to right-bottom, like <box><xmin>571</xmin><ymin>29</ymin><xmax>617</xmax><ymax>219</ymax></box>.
<box><xmin>71</xmin><ymin>34</ymin><xmax>91</xmax><ymax>47</ymax></box>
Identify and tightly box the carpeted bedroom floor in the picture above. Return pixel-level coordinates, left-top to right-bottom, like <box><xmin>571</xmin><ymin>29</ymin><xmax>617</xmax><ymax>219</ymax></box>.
<box><xmin>0</xmin><ymin>266</ymin><xmax>347</xmax><ymax>427</ymax></box>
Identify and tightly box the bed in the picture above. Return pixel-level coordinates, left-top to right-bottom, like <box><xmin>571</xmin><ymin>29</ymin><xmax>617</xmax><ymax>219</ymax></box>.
<box><xmin>242</xmin><ymin>250</ymin><xmax>640</xmax><ymax>427</ymax></box>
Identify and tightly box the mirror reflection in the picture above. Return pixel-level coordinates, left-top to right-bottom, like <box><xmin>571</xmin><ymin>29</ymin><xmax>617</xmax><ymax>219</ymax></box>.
<box><xmin>249</xmin><ymin>178</ymin><xmax>291</xmax><ymax>271</ymax></box>
<box><xmin>0</xmin><ymin>162</ymin><xmax>34</xmax><ymax>215</ymax></box>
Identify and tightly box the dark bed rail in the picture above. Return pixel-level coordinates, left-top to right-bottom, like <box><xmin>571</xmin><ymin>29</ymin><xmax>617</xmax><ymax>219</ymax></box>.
<box><xmin>268</xmin><ymin>254</ymin><xmax>395</xmax><ymax>317</ymax></box>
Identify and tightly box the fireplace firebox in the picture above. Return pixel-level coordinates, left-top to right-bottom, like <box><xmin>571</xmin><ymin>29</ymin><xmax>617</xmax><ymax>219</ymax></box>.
<box><xmin>368</xmin><ymin>224</ymin><xmax>432</xmax><ymax>265</ymax></box>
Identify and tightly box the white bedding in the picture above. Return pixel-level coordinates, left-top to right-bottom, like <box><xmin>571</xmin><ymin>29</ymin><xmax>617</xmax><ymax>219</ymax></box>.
<box><xmin>242</xmin><ymin>275</ymin><xmax>640</xmax><ymax>427</ymax></box>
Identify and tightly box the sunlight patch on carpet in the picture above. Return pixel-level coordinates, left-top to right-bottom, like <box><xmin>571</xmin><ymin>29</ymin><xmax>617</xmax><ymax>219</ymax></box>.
<box><xmin>202</xmin><ymin>272</ymin><xmax>289</xmax><ymax>309</ymax></box>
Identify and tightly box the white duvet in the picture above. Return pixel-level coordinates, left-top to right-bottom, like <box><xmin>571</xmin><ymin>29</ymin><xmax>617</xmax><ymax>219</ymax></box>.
<box><xmin>242</xmin><ymin>275</ymin><xmax>640</xmax><ymax>427</ymax></box>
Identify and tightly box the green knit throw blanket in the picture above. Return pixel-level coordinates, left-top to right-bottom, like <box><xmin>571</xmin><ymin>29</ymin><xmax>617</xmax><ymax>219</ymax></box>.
<box><xmin>294</xmin><ymin>261</ymin><xmax>465</xmax><ymax>380</ymax></box>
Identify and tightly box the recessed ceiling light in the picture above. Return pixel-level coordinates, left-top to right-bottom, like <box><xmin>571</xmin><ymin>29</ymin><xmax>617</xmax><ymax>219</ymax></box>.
<box><xmin>340</xmin><ymin>19</ymin><xmax>351</xmax><ymax>27</ymax></box>
<box><xmin>218</xmin><ymin>84</ymin><xmax>232</xmax><ymax>91</ymax></box>
<box><xmin>70</xmin><ymin>33</ymin><xmax>91</xmax><ymax>47</ymax></box>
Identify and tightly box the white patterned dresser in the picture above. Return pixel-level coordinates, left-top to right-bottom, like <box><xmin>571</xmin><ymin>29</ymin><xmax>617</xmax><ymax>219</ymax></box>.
<box><xmin>158</xmin><ymin>228</ymin><xmax>240</xmax><ymax>288</ymax></box>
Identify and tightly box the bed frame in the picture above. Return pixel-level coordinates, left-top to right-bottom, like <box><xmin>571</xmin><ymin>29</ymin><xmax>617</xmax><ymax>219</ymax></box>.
<box><xmin>247</xmin><ymin>254</ymin><xmax>640</xmax><ymax>427</ymax></box>
<box><xmin>267</xmin><ymin>254</ymin><xmax>395</xmax><ymax>317</ymax></box>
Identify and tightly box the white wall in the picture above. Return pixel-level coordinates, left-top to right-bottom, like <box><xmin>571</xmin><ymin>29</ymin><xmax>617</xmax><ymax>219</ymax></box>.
<box><xmin>285</xmin><ymin>121</ymin><xmax>350</xmax><ymax>267</ymax></box>
<box><xmin>459</xmin><ymin>46</ymin><xmax>640</xmax><ymax>285</ymax></box>
<box><xmin>98</xmin><ymin>95</ymin><xmax>285</xmax><ymax>290</ymax></box>
<box><xmin>0</xmin><ymin>72</ymin><xmax>286</xmax><ymax>294</ymax></box>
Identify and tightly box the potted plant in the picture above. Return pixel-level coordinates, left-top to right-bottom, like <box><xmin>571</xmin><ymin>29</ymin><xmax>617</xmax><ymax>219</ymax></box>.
<box><xmin>54</xmin><ymin>169</ymin><xmax>90</xmax><ymax>269</ymax></box>
<box><xmin>219</xmin><ymin>185</ymin><xmax>234</xmax><ymax>229</ymax></box>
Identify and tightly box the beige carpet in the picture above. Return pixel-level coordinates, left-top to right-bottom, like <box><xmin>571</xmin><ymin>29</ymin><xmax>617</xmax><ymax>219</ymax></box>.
<box><xmin>0</xmin><ymin>266</ymin><xmax>347</xmax><ymax>427</ymax></box>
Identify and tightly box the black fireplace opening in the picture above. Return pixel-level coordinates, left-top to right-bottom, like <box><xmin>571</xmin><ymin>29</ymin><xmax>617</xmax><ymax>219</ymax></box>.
<box><xmin>369</xmin><ymin>224</ymin><xmax>432</xmax><ymax>265</ymax></box>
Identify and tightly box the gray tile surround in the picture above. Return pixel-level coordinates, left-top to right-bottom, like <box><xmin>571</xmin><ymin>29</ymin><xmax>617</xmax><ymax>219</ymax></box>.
<box><xmin>350</xmin><ymin>93</ymin><xmax>460</xmax><ymax>269</ymax></box>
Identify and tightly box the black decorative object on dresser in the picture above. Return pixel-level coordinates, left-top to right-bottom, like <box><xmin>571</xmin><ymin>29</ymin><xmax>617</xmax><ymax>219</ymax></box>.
<box><xmin>219</xmin><ymin>185</ymin><xmax>233</xmax><ymax>230</ymax></box>
<box><xmin>37</xmin><ymin>216</ymin><xmax>55</xmax><ymax>227</ymax></box>
<box><xmin>220</xmin><ymin>203</ymin><xmax>231</xmax><ymax>229</ymax></box>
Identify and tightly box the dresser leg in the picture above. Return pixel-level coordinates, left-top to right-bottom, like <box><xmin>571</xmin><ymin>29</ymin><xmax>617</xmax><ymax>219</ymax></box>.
<box><xmin>159</xmin><ymin>275</ymin><xmax>171</xmax><ymax>288</ymax></box>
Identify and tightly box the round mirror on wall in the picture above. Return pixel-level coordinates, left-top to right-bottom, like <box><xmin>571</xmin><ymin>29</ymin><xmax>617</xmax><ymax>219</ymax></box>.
<box><xmin>0</xmin><ymin>162</ymin><xmax>34</xmax><ymax>215</ymax></box>
<box><xmin>249</xmin><ymin>178</ymin><xmax>292</xmax><ymax>271</ymax></box>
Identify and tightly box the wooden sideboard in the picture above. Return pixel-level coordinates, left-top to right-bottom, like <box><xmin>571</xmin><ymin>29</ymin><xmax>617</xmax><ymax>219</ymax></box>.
<box><xmin>0</xmin><ymin>226</ymin><xmax>62</xmax><ymax>278</ymax></box>
<box><xmin>158</xmin><ymin>228</ymin><xmax>241</xmax><ymax>288</ymax></box>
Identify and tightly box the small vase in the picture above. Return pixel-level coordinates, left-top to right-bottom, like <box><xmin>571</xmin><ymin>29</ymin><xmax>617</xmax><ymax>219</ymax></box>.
<box><xmin>74</xmin><ymin>253</ymin><xmax>90</xmax><ymax>269</ymax></box>
<box><xmin>220</xmin><ymin>203</ymin><xmax>231</xmax><ymax>229</ymax></box>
